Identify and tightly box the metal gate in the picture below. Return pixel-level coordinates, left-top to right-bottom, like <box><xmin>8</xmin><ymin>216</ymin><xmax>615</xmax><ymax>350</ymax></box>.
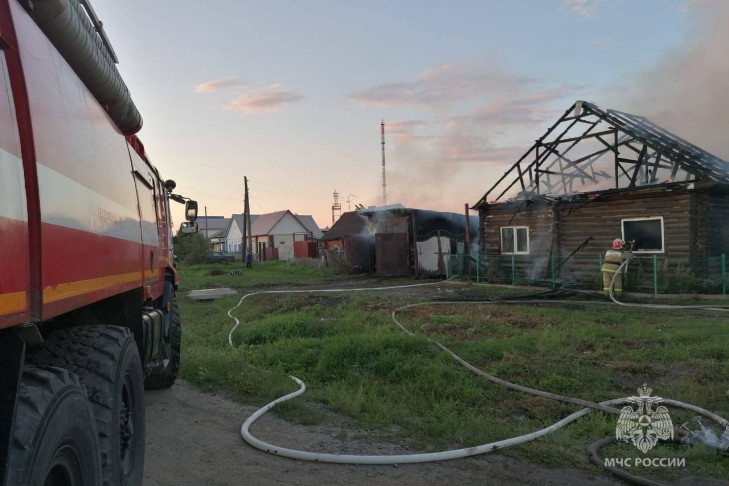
<box><xmin>375</xmin><ymin>233</ymin><xmax>409</xmax><ymax>276</ymax></box>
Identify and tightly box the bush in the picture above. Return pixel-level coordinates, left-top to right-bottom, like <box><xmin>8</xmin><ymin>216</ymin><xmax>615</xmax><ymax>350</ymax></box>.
<box><xmin>656</xmin><ymin>260</ymin><xmax>723</xmax><ymax>294</ymax></box>
<box><xmin>174</xmin><ymin>232</ymin><xmax>209</xmax><ymax>264</ymax></box>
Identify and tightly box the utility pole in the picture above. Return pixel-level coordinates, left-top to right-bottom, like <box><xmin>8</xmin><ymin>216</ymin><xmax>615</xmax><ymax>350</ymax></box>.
<box><xmin>240</xmin><ymin>177</ymin><xmax>248</xmax><ymax>263</ymax></box>
<box><xmin>381</xmin><ymin>120</ymin><xmax>387</xmax><ymax>206</ymax></box>
<box><xmin>244</xmin><ymin>176</ymin><xmax>252</xmax><ymax>261</ymax></box>
<box><xmin>464</xmin><ymin>203</ymin><xmax>471</xmax><ymax>255</ymax></box>
<box><xmin>204</xmin><ymin>206</ymin><xmax>209</xmax><ymax>248</ymax></box>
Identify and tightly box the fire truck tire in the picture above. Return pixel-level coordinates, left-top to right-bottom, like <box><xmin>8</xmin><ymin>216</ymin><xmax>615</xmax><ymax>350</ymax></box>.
<box><xmin>27</xmin><ymin>326</ymin><xmax>145</xmax><ymax>486</ymax></box>
<box><xmin>144</xmin><ymin>299</ymin><xmax>182</xmax><ymax>390</ymax></box>
<box><xmin>7</xmin><ymin>366</ymin><xmax>102</xmax><ymax>486</ymax></box>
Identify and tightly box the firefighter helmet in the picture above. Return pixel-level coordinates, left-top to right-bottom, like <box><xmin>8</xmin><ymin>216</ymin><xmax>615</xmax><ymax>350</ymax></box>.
<box><xmin>612</xmin><ymin>238</ymin><xmax>624</xmax><ymax>249</ymax></box>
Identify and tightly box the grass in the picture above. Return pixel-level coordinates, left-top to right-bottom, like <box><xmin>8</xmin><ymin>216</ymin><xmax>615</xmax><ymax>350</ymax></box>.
<box><xmin>176</xmin><ymin>260</ymin><xmax>729</xmax><ymax>481</ymax></box>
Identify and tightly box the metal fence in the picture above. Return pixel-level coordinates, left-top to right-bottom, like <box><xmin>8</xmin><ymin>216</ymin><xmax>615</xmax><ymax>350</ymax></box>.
<box><xmin>446</xmin><ymin>253</ymin><xmax>728</xmax><ymax>295</ymax></box>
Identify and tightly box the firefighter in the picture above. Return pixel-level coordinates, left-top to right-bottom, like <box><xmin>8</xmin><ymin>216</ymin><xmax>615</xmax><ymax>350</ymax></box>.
<box><xmin>601</xmin><ymin>238</ymin><xmax>633</xmax><ymax>297</ymax></box>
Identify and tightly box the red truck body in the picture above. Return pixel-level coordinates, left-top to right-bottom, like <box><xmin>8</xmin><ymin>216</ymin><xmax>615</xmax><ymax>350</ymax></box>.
<box><xmin>0</xmin><ymin>0</ymin><xmax>173</xmax><ymax>327</ymax></box>
<box><xmin>0</xmin><ymin>1</ymin><xmax>192</xmax><ymax>483</ymax></box>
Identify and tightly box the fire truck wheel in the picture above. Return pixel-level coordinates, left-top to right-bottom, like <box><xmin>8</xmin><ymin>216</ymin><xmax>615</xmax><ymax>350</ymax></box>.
<box><xmin>28</xmin><ymin>326</ymin><xmax>145</xmax><ymax>486</ymax></box>
<box><xmin>144</xmin><ymin>298</ymin><xmax>182</xmax><ymax>390</ymax></box>
<box><xmin>7</xmin><ymin>366</ymin><xmax>102</xmax><ymax>486</ymax></box>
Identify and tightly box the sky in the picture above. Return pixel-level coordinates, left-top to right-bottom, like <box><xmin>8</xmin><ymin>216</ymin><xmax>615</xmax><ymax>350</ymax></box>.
<box><xmin>90</xmin><ymin>0</ymin><xmax>729</xmax><ymax>231</ymax></box>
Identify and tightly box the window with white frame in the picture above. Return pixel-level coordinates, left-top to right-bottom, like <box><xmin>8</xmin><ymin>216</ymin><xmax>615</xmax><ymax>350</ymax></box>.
<box><xmin>500</xmin><ymin>226</ymin><xmax>530</xmax><ymax>254</ymax></box>
<box><xmin>621</xmin><ymin>216</ymin><xmax>664</xmax><ymax>253</ymax></box>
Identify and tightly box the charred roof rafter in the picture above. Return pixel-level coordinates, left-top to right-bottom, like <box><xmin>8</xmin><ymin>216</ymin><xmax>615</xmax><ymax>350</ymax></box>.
<box><xmin>476</xmin><ymin>101</ymin><xmax>729</xmax><ymax>207</ymax></box>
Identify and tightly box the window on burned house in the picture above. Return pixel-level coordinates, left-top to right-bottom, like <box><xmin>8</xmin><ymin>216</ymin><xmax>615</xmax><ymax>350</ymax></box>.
<box><xmin>621</xmin><ymin>217</ymin><xmax>664</xmax><ymax>253</ymax></box>
<box><xmin>500</xmin><ymin>226</ymin><xmax>529</xmax><ymax>254</ymax></box>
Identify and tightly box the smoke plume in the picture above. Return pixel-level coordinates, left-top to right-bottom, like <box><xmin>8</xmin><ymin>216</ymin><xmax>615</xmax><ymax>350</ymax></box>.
<box><xmin>625</xmin><ymin>2</ymin><xmax>729</xmax><ymax>160</ymax></box>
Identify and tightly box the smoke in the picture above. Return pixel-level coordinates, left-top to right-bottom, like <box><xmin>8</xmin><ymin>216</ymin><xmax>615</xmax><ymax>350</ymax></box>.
<box><xmin>381</xmin><ymin>120</ymin><xmax>527</xmax><ymax>212</ymax></box>
<box><xmin>352</xmin><ymin>65</ymin><xmax>580</xmax><ymax>211</ymax></box>
<box><xmin>624</xmin><ymin>1</ymin><xmax>729</xmax><ymax>161</ymax></box>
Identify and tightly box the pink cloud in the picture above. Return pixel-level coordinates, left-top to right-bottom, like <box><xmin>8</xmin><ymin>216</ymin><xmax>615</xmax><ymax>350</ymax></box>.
<box><xmin>223</xmin><ymin>85</ymin><xmax>304</xmax><ymax>114</ymax></box>
<box><xmin>194</xmin><ymin>77</ymin><xmax>248</xmax><ymax>93</ymax></box>
<box><xmin>350</xmin><ymin>64</ymin><xmax>533</xmax><ymax>109</ymax></box>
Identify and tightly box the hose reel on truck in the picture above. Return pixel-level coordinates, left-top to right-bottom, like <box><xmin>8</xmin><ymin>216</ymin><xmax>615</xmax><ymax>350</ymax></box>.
<box><xmin>28</xmin><ymin>0</ymin><xmax>143</xmax><ymax>134</ymax></box>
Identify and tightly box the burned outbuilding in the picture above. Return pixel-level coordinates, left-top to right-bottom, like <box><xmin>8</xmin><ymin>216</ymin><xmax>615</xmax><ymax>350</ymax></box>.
<box><xmin>473</xmin><ymin>101</ymin><xmax>729</xmax><ymax>288</ymax></box>
<box><xmin>323</xmin><ymin>206</ymin><xmax>478</xmax><ymax>277</ymax></box>
<box><xmin>322</xmin><ymin>211</ymin><xmax>373</xmax><ymax>273</ymax></box>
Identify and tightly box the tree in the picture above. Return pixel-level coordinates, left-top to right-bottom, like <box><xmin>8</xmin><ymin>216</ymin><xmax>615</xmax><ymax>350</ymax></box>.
<box><xmin>174</xmin><ymin>231</ymin><xmax>209</xmax><ymax>264</ymax></box>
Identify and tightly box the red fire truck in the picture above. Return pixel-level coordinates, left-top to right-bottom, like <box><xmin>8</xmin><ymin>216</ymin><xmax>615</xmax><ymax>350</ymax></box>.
<box><xmin>0</xmin><ymin>0</ymin><xmax>197</xmax><ymax>484</ymax></box>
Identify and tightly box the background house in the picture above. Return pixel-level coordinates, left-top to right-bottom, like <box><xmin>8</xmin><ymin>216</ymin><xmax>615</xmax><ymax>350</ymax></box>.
<box><xmin>195</xmin><ymin>216</ymin><xmax>230</xmax><ymax>251</ymax></box>
<box><xmin>225</xmin><ymin>214</ymin><xmax>260</xmax><ymax>255</ymax></box>
<box><xmin>295</xmin><ymin>214</ymin><xmax>324</xmax><ymax>240</ymax></box>
<box><xmin>472</xmin><ymin>100</ymin><xmax>729</xmax><ymax>286</ymax></box>
<box><xmin>249</xmin><ymin>210</ymin><xmax>322</xmax><ymax>261</ymax></box>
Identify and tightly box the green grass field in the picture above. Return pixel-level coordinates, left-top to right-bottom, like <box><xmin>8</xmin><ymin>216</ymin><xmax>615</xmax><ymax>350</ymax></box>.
<box><xmin>176</xmin><ymin>260</ymin><xmax>729</xmax><ymax>481</ymax></box>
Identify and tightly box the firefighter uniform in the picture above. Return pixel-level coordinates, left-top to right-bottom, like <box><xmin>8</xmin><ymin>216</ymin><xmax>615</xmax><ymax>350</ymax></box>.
<box><xmin>601</xmin><ymin>240</ymin><xmax>632</xmax><ymax>296</ymax></box>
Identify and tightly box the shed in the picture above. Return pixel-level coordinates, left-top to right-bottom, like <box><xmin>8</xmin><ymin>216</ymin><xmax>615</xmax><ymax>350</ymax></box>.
<box><xmin>324</xmin><ymin>207</ymin><xmax>478</xmax><ymax>276</ymax></box>
<box><xmin>321</xmin><ymin>211</ymin><xmax>372</xmax><ymax>273</ymax></box>
<box><xmin>472</xmin><ymin>101</ymin><xmax>729</xmax><ymax>286</ymax></box>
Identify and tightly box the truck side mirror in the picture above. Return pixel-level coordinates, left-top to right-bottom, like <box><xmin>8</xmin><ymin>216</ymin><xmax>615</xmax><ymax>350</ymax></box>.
<box><xmin>185</xmin><ymin>200</ymin><xmax>198</xmax><ymax>222</ymax></box>
<box><xmin>179</xmin><ymin>222</ymin><xmax>198</xmax><ymax>234</ymax></box>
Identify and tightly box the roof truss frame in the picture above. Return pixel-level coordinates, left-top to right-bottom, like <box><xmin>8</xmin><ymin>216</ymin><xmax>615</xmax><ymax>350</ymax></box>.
<box><xmin>476</xmin><ymin>101</ymin><xmax>729</xmax><ymax>206</ymax></box>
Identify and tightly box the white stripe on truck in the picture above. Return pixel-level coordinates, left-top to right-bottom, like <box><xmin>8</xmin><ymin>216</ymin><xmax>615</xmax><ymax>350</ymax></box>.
<box><xmin>37</xmin><ymin>163</ymin><xmax>144</xmax><ymax>243</ymax></box>
<box><xmin>0</xmin><ymin>147</ymin><xmax>27</xmax><ymax>222</ymax></box>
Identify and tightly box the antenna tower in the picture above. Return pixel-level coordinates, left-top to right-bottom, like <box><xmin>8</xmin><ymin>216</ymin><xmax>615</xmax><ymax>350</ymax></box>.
<box><xmin>381</xmin><ymin>120</ymin><xmax>387</xmax><ymax>206</ymax></box>
<box><xmin>331</xmin><ymin>190</ymin><xmax>341</xmax><ymax>224</ymax></box>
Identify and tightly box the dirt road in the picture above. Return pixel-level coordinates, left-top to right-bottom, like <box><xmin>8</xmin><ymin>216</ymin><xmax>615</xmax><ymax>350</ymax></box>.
<box><xmin>143</xmin><ymin>380</ymin><xmax>630</xmax><ymax>486</ymax></box>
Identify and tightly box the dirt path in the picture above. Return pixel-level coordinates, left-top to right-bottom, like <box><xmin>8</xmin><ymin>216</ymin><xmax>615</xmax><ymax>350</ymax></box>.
<box><xmin>143</xmin><ymin>380</ymin><xmax>627</xmax><ymax>486</ymax></box>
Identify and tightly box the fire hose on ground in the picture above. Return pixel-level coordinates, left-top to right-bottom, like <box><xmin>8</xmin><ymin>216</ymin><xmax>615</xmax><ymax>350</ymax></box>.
<box><xmin>609</xmin><ymin>256</ymin><xmax>729</xmax><ymax>311</ymax></box>
<box><xmin>223</xmin><ymin>279</ymin><xmax>729</xmax><ymax>484</ymax></box>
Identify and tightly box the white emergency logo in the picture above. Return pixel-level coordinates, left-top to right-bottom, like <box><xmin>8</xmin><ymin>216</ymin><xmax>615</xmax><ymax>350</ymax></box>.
<box><xmin>616</xmin><ymin>384</ymin><xmax>673</xmax><ymax>453</ymax></box>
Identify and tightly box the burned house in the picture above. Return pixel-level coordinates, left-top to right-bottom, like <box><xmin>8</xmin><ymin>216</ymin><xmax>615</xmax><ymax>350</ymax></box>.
<box><xmin>473</xmin><ymin>101</ymin><xmax>729</xmax><ymax>287</ymax></box>
<box><xmin>323</xmin><ymin>206</ymin><xmax>478</xmax><ymax>277</ymax></box>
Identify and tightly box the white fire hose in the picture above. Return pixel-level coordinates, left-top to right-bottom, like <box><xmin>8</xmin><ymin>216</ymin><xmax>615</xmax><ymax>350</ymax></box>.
<box><xmin>608</xmin><ymin>256</ymin><xmax>729</xmax><ymax>312</ymax></box>
<box><xmin>225</xmin><ymin>281</ymin><xmax>728</xmax><ymax>473</ymax></box>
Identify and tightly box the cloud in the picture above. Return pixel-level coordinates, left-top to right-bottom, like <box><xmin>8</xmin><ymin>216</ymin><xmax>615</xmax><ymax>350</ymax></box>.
<box><xmin>194</xmin><ymin>77</ymin><xmax>248</xmax><ymax>93</ymax></box>
<box><xmin>564</xmin><ymin>0</ymin><xmax>607</xmax><ymax>19</ymax></box>
<box><xmin>350</xmin><ymin>64</ymin><xmax>534</xmax><ymax>110</ymax></box>
<box><xmin>223</xmin><ymin>85</ymin><xmax>304</xmax><ymax>114</ymax></box>
<box><xmin>623</xmin><ymin>1</ymin><xmax>729</xmax><ymax>160</ymax></box>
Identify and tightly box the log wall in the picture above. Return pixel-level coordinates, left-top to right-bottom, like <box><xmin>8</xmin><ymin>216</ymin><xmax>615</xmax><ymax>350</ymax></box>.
<box><xmin>479</xmin><ymin>186</ymin><xmax>727</xmax><ymax>283</ymax></box>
